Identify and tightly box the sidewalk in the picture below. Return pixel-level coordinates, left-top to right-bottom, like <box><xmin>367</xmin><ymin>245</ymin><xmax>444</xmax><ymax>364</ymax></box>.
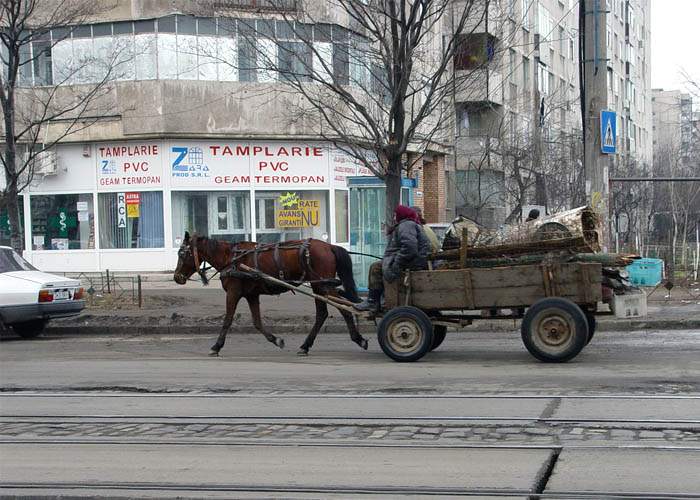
<box><xmin>47</xmin><ymin>273</ymin><xmax>700</xmax><ymax>336</ymax></box>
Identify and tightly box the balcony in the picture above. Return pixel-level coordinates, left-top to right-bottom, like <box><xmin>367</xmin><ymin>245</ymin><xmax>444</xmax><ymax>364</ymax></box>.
<box><xmin>455</xmin><ymin>68</ymin><xmax>503</xmax><ymax>106</ymax></box>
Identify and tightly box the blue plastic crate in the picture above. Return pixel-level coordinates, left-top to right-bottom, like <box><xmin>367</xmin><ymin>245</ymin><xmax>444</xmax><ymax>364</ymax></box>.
<box><xmin>625</xmin><ymin>258</ymin><xmax>664</xmax><ymax>286</ymax></box>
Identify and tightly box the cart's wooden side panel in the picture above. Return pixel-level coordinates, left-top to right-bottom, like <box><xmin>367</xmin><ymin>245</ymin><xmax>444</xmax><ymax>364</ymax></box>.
<box><xmin>395</xmin><ymin>262</ymin><xmax>602</xmax><ymax>310</ymax></box>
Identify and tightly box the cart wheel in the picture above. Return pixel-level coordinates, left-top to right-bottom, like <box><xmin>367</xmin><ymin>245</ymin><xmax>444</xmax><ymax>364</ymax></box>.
<box><xmin>584</xmin><ymin>312</ymin><xmax>596</xmax><ymax>345</ymax></box>
<box><xmin>430</xmin><ymin>325</ymin><xmax>447</xmax><ymax>351</ymax></box>
<box><xmin>377</xmin><ymin>306</ymin><xmax>434</xmax><ymax>362</ymax></box>
<box><xmin>521</xmin><ymin>298</ymin><xmax>588</xmax><ymax>362</ymax></box>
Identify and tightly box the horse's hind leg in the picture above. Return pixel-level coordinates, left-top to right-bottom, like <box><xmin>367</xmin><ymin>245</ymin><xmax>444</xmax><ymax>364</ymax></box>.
<box><xmin>210</xmin><ymin>290</ymin><xmax>241</xmax><ymax>356</ymax></box>
<box><xmin>298</xmin><ymin>298</ymin><xmax>329</xmax><ymax>356</ymax></box>
<box><xmin>339</xmin><ymin>308</ymin><xmax>368</xmax><ymax>350</ymax></box>
<box><xmin>247</xmin><ymin>294</ymin><xmax>285</xmax><ymax>349</ymax></box>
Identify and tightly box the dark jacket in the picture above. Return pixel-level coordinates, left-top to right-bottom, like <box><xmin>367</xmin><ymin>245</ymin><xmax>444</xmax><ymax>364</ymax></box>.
<box><xmin>382</xmin><ymin>219</ymin><xmax>430</xmax><ymax>282</ymax></box>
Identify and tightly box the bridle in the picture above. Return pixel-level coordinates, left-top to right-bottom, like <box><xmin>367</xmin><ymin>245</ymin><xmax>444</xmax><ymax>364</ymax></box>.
<box><xmin>178</xmin><ymin>237</ymin><xmax>216</xmax><ymax>285</ymax></box>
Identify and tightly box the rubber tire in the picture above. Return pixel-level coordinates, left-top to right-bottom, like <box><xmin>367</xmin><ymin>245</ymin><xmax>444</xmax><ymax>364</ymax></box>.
<box><xmin>12</xmin><ymin>319</ymin><xmax>47</xmax><ymax>339</ymax></box>
<box><xmin>430</xmin><ymin>325</ymin><xmax>447</xmax><ymax>351</ymax></box>
<box><xmin>585</xmin><ymin>312</ymin><xmax>596</xmax><ymax>345</ymax></box>
<box><xmin>377</xmin><ymin>306</ymin><xmax>434</xmax><ymax>362</ymax></box>
<box><xmin>521</xmin><ymin>298</ymin><xmax>588</xmax><ymax>363</ymax></box>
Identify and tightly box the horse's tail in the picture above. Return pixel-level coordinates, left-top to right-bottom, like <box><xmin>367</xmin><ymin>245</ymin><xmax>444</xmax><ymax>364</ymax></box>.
<box><xmin>330</xmin><ymin>245</ymin><xmax>360</xmax><ymax>303</ymax></box>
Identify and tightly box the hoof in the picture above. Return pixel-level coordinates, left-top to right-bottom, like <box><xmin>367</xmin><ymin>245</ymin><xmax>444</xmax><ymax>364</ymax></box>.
<box><xmin>361</xmin><ymin>338</ymin><xmax>369</xmax><ymax>350</ymax></box>
<box><xmin>275</xmin><ymin>337</ymin><xmax>285</xmax><ymax>349</ymax></box>
<box><xmin>297</xmin><ymin>348</ymin><xmax>309</xmax><ymax>356</ymax></box>
<box><xmin>208</xmin><ymin>350</ymin><xmax>220</xmax><ymax>357</ymax></box>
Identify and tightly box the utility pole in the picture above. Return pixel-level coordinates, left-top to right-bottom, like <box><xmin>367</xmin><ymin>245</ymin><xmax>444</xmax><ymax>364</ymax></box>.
<box><xmin>581</xmin><ymin>0</ymin><xmax>609</xmax><ymax>250</ymax></box>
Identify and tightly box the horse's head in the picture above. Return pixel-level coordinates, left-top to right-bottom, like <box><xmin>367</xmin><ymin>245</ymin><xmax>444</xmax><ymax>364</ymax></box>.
<box><xmin>174</xmin><ymin>231</ymin><xmax>198</xmax><ymax>285</ymax></box>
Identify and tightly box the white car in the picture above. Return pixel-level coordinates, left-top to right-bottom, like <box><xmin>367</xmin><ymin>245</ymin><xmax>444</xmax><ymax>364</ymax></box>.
<box><xmin>0</xmin><ymin>246</ymin><xmax>85</xmax><ymax>338</ymax></box>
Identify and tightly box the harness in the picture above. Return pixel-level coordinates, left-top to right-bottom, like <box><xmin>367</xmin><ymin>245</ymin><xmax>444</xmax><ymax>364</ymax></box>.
<box><xmin>230</xmin><ymin>238</ymin><xmax>315</xmax><ymax>283</ymax></box>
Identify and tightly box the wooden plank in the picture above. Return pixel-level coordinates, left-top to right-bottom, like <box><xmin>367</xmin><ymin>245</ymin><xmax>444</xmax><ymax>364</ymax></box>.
<box><xmin>460</xmin><ymin>228</ymin><xmax>469</xmax><ymax>268</ymax></box>
<box><xmin>384</xmin><ymin>280</ymin><xmax>399</xmax><ymax>309</ymax></box>
<box><xmin>403</xmin><ymin>263</ymin><xmax>602</xmax><ymax>311</ymax></box>
<box><xmin>463</xmin><ymin>269</ymin><xmax>474</xmax><ymax>309</ymax></box>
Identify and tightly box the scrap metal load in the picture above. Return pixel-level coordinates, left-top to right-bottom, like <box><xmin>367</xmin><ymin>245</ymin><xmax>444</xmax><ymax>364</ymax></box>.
<box><xmin>433</xmin><ymin>206</ymin><xmax>640</xmax><ymax>293</ymax></box>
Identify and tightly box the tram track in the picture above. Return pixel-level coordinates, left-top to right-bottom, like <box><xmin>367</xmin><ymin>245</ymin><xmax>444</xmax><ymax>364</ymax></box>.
<box><xmin>2</xmin><ymin>392</ymin><xmax>700</xmax><ymax>497</ymax></box>
<box><xmin>3</xmin><ymin>480</ymin><xmax>700</xmax><ymax>499</ymax></box>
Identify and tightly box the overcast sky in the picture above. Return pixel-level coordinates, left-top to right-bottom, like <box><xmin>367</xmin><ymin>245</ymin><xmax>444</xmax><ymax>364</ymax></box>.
<box><xmin>650</xmin><ymin>0</ymin><xmax>699</xmax><ymax>92</ymax></box>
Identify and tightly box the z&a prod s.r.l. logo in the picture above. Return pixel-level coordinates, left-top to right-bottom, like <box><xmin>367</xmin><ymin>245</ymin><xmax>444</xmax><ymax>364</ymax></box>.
<box><xmin>171</xmin><ymin>146</ymin><xmax>210</xmax><ymax>178</ymax></box>
<box><xmin>100</xmin><ymin>159</ymin><xmax>117</xmax><ymax>175</ymax></box>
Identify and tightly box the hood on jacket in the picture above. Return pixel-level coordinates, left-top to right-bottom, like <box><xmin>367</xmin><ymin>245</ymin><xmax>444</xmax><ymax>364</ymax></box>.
<box><xmin>394</xmin><ymin>205</ymin><xmax>421</xmax><ymax>224</ymax></box>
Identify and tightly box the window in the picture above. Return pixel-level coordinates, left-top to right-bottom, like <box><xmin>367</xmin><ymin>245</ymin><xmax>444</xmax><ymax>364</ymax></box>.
<box><xmin>454</xmin><ymin>33</ymin><xmax>495</xmax><ymax>70</ymax></box>
<box><xmin>456</xmin><ymin>169</ymin><xmax>505</xmax><ymax>209</ymax></box>
<box><xmin>332</xmin><ymin>26</ymin><xmax>349</xmax><ymax>84</ymax></box>
<box><xmin>0</xmin><ymin>197</ymin><xmax>24</xmax><ymax>249</ymax></box>
<box><xmin>30</xmin><ymin>194</ymin><xmax>94</xmax><ymax>250</ymax></box>
<box><xmin>279</xmin><ymin>41</ymin><xmax>312</xmax><ymax>82</ymax></box>
<box><xmin>171</xmin><ymin>191</ymin><xmax>251</xmax><ymax>244</ymax></box>
<box><xmin>254</xmin><ymin>191</ymin><xmax>329</xmax><ymax>244</ymax></box>
<box><xmin>335</xmin><ymin>190</ymin><xmax>349</xmax><ymax>243</ymax></box>
<box><xmin>522</xmin><ymin>56</ymin><xmax>530</xmax><ymax>88</ymax></box>
<box><xmin>98</xmin><ymin>191</ymin><xmax>164</xmax><ymax>249</ymax></box>
<box><xmin>521</xmin><ymin>0</ymin><xmax>530</xmax><ymax>27</ymax></box>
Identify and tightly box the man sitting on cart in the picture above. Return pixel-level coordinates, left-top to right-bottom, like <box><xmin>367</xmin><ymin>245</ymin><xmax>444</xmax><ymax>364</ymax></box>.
<box><xmin>354</xmin><ymin>205</ymin><xmax>431</xmax><ymax>313</ymax></box>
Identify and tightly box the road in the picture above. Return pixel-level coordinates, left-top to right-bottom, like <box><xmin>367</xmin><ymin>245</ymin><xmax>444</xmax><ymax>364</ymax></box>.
<box><xmin>1</xmin><ymin>327</ymin><xmax>699</xmax><ymax>498</ymax></box>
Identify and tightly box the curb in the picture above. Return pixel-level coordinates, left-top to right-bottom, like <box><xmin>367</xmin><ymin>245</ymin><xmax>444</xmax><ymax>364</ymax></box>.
<box><xmin>43</xmin><ymin>318</ymin><xmax>700</xmax><ymax>337</ymax></box>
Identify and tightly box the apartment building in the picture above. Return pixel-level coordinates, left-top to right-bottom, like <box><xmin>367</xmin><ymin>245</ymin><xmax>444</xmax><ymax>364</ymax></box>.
<box><xmin>452</xmin><ymin>0</ymin><xmax>652</xmax><ymax>227</ymax></box>
<box><xmin>606</xmin><ymin>0</ymin><xmax>652</xmax><ymax>169</ymax></box>
<box><xmin>652</xmin><ymin>89</ymin><xmax>698</xmax><ymax>170</ymax></box>
<box><xmin>1</xmin><ymin>0</ymin><xmax>445</xmax><ymax>278</ymax></box>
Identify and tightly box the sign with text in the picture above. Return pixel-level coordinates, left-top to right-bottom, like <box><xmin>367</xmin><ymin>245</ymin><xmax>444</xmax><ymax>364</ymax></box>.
<box><xmin>97</xmin><ymin>143</ymin><xmax>163</xmax><ymax>190</ymax></box>
<box><xmin>125</xmin><ymin>192</ymin><xmax>140</xmax><ymax>218</ymax></box>
<box><xmin>330</xmin><ymin>148</ymin><xmax>377</xmax><ymax>188</ymax></box>
<box><xmin>275</xmin><ymin>194</ymin><xmax>320</xmax><ymax>228</ymax></box>
<box><xmin>116</xmin><ymin>193</ymin><xmax>127</xmax><ymax>228</ymax></box>
<box><xmin>169</xmin><ymin>142</ymin><xmax>329</xmax><ymax>189</ymax></box>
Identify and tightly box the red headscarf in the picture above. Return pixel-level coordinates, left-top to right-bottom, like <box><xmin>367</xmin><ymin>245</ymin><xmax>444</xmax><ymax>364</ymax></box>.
<box><xmin>394</xmin><ymin>205</ymin><xmax>421</xmax><ymax>224</ymax></box>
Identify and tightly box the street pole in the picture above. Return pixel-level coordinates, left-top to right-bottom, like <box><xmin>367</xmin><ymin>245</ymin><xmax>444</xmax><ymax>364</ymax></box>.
<box><xmin>581</xmin><ymin>0</ymin><xmax>609</xmax><ymax>250</ymax></box>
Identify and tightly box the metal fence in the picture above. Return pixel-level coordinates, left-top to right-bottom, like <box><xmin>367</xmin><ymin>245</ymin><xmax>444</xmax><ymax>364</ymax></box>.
<box><xmin>60</xmin><ymin>270</ymin><xmax>143</xmax><ymax>307</ymax></box>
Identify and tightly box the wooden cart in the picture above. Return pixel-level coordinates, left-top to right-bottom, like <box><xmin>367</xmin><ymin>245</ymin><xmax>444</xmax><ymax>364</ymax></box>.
<box><xmin>240</xmin><ymin>260</ymin><xmax>603</xmax><ymax>363</ymax></box>
<box><xmin>377</xmin><ymin>261</ymin><xmax>602</xmax><ymax>363</ymax></box>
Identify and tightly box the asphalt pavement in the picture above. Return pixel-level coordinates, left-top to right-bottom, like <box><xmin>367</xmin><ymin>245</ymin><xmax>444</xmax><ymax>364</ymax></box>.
<box><xmin>1</xmin><ymin>328</ymin><xmax>700</xmax><ymax>498</ymax></box>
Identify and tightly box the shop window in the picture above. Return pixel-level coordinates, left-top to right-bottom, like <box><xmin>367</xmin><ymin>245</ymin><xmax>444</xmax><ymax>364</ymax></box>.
<box><xmin>30</xmin><ymin>194</ymin><xmax>94</xmax><ymax>250</ymax></box>
<box><xmin>254</xmin><ymin>191</ymin><xmax>329</xmax><ymax>244</ymax></box>
<box><xmin>334</xmin><ymin>190</ymin><xmax>349</xmax><ymax>243</ymax></box>
<box><xmin>171</xmin><ymin>191</ymin><xmax>251</xmax><ymax>244</ymax></box>
<box><xmin>0</xmin><ymin>197</ymin><xmax>24</xmax><ymax>249</ymax></box>
<box><xmin>98</xmin><ymin>191</ymin><xmax>164</xmax><ymax>249</ymax></box>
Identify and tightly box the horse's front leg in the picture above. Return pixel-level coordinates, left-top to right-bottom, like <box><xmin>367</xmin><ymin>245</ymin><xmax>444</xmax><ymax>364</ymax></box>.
<box><xmin>209</xmin><ymin>289</ymin><xmax>241</xmax><ymax>356</ymax></box>
<box><xmin>247</xmin><ymin>294</ymin><xmax>285</xmax><ymax>349</ymax></box>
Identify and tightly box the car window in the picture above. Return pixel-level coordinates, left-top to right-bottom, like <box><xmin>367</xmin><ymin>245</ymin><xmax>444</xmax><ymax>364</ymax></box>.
<box><xmin>0</xmin><ymin>248</ymin><xmax>37</xmax><ymax>273</ymax></box>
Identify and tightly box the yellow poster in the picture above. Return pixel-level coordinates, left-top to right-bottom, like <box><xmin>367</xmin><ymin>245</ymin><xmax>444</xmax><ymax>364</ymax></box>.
<box><xmin>127</xmin><ymin>204</ymin><xmax>140</xmax><ymax>218</ymax></box>
<box><xmin>276</xmin><ymin>199</ymin><xmax>320</xmax><ymax>228</ymax></box>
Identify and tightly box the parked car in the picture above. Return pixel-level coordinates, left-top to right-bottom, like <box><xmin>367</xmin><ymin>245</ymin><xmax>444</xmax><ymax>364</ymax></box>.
<box><xmin>0</xmin><ymin>246</ymin><xmax>85</xmax><ymax>338</ymax></box>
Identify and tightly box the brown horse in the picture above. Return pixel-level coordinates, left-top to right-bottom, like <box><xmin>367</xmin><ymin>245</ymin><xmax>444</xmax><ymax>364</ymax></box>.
<box><xmin>173</xmin><ymin>232</ymin><xmax>368</xmax><ymax>356</ymax></box>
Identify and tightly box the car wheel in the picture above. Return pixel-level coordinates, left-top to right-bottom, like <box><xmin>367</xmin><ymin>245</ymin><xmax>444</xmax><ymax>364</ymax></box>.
<box><xmin>13</xmin><ymin>319</ymin><xmax>48</xmax><ymax>339</ymax></box>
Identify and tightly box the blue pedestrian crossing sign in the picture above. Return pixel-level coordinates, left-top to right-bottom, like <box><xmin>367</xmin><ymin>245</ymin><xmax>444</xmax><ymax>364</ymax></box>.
<box><xmin>600</xmin><ymin>110</ymin><xmax>617</xmax><ymax>154</ymax></box>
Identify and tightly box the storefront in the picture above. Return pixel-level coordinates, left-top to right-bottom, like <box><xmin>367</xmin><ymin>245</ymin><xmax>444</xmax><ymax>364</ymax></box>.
<box><xmin>17</xmin><ymin>141</ymin><xmax>373</xmax><ymax>272</ymax></box>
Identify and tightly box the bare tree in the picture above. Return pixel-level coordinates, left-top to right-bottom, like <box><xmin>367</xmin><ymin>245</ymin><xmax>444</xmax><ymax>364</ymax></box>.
<box><xmin>199</xmin><ymin>0</ymin><xmax>486</xmax><ymax>225</ymax></box>
<box><xmin>1</xmin><ymin>0</ymin><xmax>124</xmax><ymax>251</ymax></box>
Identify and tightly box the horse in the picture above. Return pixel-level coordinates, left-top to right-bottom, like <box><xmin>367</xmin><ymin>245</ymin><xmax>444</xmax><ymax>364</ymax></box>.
<box><xmin>173</xmin><ymin>232</ymin><xmax>368</xmax><ymax>356</ymax></box>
